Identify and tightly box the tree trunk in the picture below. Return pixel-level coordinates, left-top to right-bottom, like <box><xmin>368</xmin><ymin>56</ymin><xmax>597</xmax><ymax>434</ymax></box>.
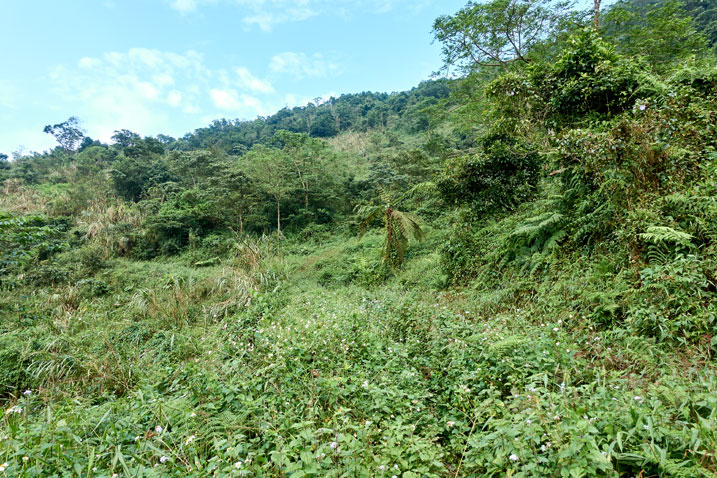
<box><xmin>304</xmin><ymin>183</ymin><xmax>309</xmax><ymax>213</ymax></box>
<box><xmin>277</xmin><ymin>200</ymin><xmax>281</xmax><ymax>235</ymax></box>
<box><xmin>593</xmin><ymin>0</ymin><xmax>601</xmax><ymax>29</ymax></box>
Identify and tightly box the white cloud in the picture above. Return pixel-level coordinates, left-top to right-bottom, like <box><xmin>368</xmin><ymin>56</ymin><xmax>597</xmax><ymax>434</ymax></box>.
<box><xmin>78</xmin><ymin>57</ymin><xmax>102</xmax><ymax>69</ymax></box>
<box><xmin>242</xmin><ymin>7</ymin><xmax>317</xmax><ymax>31</ymax></box>
<box><xmin>269</xmin><ymin>52</ymin><xmax>339</xmax><ymax>79</ymax></box>
<box><xmin>209</xmin><ymin>88</ymin><xmax>269</xmax><ymax>115</ymax></box>
<box><xmin>48</xmin><ymin>48</ymin><xmax>281</xmax><ymax>141</ymax></box>
<box><xmin>165</xmin><ymin>0</ymin><xmax>427</xmax><ymax>29</ymax></box>
<box><xmin>235</xmin><ymin>67</ymin><xmax>275</xmax><ymax>94</ymax></box>
<box><xmin>169</xmin><ymin>0</ymin><xmax>199</xmax><ymax>14</ymax></box>
<box><xmin>209</xmin><ymin>88</ymin><xmax>243</xmax><ymax>110</ymax></box>
<box><xmin>167</xmin><ymin>90</ymin><xmax>183</xmax><ymax>107</ymax></box>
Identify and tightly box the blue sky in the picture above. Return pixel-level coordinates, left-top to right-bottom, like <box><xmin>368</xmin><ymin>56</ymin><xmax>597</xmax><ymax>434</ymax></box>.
<box><xmin>1</xmin><ymin>0</ymin><xmax>467</xmax><ymax>156</ymax></box>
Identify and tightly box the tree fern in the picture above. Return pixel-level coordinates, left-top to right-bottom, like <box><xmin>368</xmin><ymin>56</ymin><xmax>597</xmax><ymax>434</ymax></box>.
<box><xmin>356</xmin><ymin>187</ymin><xmax>426</xmax><ymax>269</ymax></box>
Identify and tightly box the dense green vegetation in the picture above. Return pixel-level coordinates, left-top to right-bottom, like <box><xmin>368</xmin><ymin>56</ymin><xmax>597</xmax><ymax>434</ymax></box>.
<box><xmin>1</xmin><ymin>0</ymin><xmax>716</xmax><ymax>476</ymax></box>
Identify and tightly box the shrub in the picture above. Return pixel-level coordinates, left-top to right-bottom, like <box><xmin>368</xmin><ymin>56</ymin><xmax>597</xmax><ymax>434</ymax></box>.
<box><xmin>438</xmin><ymin>133</ymin><xmax>541</xmax><ymax>215</ymax></box>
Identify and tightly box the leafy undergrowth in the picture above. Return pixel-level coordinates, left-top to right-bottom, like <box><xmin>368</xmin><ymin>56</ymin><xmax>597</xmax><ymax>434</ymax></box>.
<box><xmin>1</xmin><ymin>231</ymin><xmax>715</xmax><ymax>477</ymax></box>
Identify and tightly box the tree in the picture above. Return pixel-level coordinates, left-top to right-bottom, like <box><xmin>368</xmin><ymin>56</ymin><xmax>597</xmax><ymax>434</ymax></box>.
<box><xmin>433</xmin><ymin>0</ymin><xmax>572</xmax><ymax>71</ymax></box>
<box><xmin>602</xmin><ymin>0</ymin><xmax>709</xmax><ymax>71</ymax></box>
<box><xmin>43</xmin><ymin>116</ymin><xmax>86</xmax><ymax>153</ymax></box>
<box><xmin>242</xmin><ymin>145</ymin><xmax>295</xmax><ymax>235</ymax></box>
<box><xmin>112</xmin><ymin>130</ymin><xmax>165</xmax><ymax>158</ymax></box>
<box><xmin>0</xmin><ymin>153</ymin><xmax>9</xmax><ymax>170</ymax></box>
<box><xmin>272</xmin><ymin>130</ymin><xmax>331</xmax><ymax>215</ymax></box>
<box><xmin>356</xmin><ymin>189</ymin><xmax>425</xmax><ymax>269</ymax></box>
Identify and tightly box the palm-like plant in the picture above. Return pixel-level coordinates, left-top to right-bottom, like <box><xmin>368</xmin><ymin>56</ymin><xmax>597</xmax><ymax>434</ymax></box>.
<box><xmin>356</xmin><ymin>188</ymin><xmax>425</xmax><ymax>269</ymax></box>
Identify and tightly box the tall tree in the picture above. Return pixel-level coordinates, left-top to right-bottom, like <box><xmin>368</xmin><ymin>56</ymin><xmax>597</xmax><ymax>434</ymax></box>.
<box><xmin>273</xmin><ymin>130</ymin><xmax>329</xmax><ymax>215</ymax></box>
<box><xmin>602</xmin><ymin>0</ymin><xmax>709</xmax><ymax>70</ymax></box>
<box><xmin>43</xmin><ymin>116</ymin><xmax>86</xmax><ymax>153</ymax></box>
<box><xmin>242</xmin><ymin>145</ymin><xmax>295</xmax><ymax>235</ymax></box>
<box><xmin>433</xmin><ymin>0</ymin><xmax>572</xmax><ymax>71</ymax></box>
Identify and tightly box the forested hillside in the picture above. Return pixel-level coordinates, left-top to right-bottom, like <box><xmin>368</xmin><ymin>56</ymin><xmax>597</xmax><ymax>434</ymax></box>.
<box><xmin>1</xmin><ymin>0</ymin><xmax>716</xmax><ymax>476</ymax></box>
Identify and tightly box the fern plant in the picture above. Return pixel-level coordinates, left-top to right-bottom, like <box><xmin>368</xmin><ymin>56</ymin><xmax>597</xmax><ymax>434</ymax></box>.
<box><xmin>639</xmin><ymin>226</ymin><xmax>693</xmax><ymax>264</ymax></box>
<box><xmin>506</xmin><ymin>211</ymin><xmax>567</xmax><ymax>271</ymax></box>
<box><xmin>356</xmin><ymin>188</ymin><xmax>425</xmax><ymax>269</ymax></box>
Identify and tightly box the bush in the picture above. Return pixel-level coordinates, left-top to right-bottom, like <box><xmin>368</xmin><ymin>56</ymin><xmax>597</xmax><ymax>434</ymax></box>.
<box><xmin>438</xmin><ymin>133</ymin><xmax>541</xmax><ymax>215</ymax></box>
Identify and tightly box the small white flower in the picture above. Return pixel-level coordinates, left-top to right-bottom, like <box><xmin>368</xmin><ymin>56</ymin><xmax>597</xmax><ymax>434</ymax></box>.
<box><xmin>362</xmin><ymin>380</ymin><xmax>369</xmax><ymax>389</ymax></box>
<box><xmin>553</xmin><ymin>327</ymin><xmax>559</xmax><ymax>332</ymax></box>
<box><xmin>509</xmin><ymin>453</ymin><xmax>519</xmax><ymax>461</ymax></box>
<box><xmin>447</xmin><ymin>420</ymin><xmax>456</xmax><ymax>427</ymax></box>
<box><xmin>643</xmin><ymin>425</ymin><xmax>649</xmax><ymax>430</ymax></box>
<box><xmin>155</xmin><ymin>425</ymin><xmax>163</xmax><ymax>434</ymax></box>
<box><xmin>234</xmin><ymin>461</ymin><xmax>242</xmax><ymax>469</ymax></box>
<box><xmin>22</xmin><ymin>456</ymin><xmax>29</xmax><ymax>462</ymax></box>
<box><xmin>634</xmin><ymin>396</ymin><xmax>643</xmax><ymax>401</ymax></box>
<box><xmin>329</xmin><ymin>441</ymin><xmax>338</xmax><ymax>449</ymax></box>
<box><xmin>23</xmin><ymin>390</ymin><xmax>31</xmax><ymax>396</ymax></box>
<box><xmin>190</xmin><ymin>412</ymin><xmax>196</xmax><ymax>417</ymax></box>
<box><xmin>160</xmin><ymin>456</ymin><xmax>169</xmax><ymax>463</ymax></box>
<box><xmin>639</xmin><ymin>104</ymin><xmax>647</xmax><ymax>111</ymax></box>
<box><xmin>379</xmin><ymin>465</ymin><xmax>387</xmax><ymax>471</ymax></box>
<box><xmin>185</xmin><ymin>435</ymin><xmax>195</xmax><ymax>445</ymax></box>
<box><xmin>134</xmin><ymin>436</ymin><xmax>141</xmax><ymax>442</ymax></box>
<box><xmin>526</xmin><ymin>419</ymin><xmax>531</xmax><ymax>424</ymax></box>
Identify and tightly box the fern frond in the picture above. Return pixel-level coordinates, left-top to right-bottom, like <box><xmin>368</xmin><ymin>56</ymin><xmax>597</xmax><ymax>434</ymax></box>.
<box><xmin>639</xmin><ymin>226</ymin><xmax>693</xmax><ymax>247</ymax></box>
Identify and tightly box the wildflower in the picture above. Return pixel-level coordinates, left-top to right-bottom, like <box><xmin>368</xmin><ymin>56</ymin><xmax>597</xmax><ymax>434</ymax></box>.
<box><xmin>234</xmin><ymin>461</ymin><xmax>242</xmax><ymax>469</ymax></box>
<box><xmin>329</xmin><ymin>441</ymin><xmax>338</xmax><ymax>449</ymax></box>
<box><xmin>634</xmin><ymin>396</ymin><xmax>642</xmax><ymax>401</ymax></box>
<box><xmin>190</xmin><ymin>412</ymin><xmax>197</xmax><ymax>417</ymax></box>
<box><xmin>155</xmin><ymin>425</ymin><xmax>163</xmax><ymax>434</ymax></box>
<box><xmin>134</xmin><ymin>436</ymin><xmax>141</xmax><ymax>442</ymax></box>
<box><xmin>362</xmin><ymin>380</ymin><xmax>369</xmax><ymax>389</ymax></box>
<box><xmin>526</xmin><ymin>419</ymin><xmax>532</xmax><ymax>424</ymax></box>
<box><xmin>509</xmin><ymin>453</ymin><xmax>519</xmax><ymax>461</ymax></box>
<box><xmin>379</xmin><ymin>465</ymin><xmax>387</xmax><ymax>471</ymax></box>
<box><xmin>447</xmin><ymin>420</ymin><xmax>456</xmax><ymax>427</ymax></box>
<box><xmin>552</xmin><ymin>327</ymin><xmax>559</xmax><ymax>332</ymax></box>
<box><xmin>0</xmin><ymin>463</ymin><xmax>7</xmax><ymax>472</ymax></box>
<box><xmin>23</xmin><ymin>390</ymin><xmax>31</xmax><ymax>396</ymax></box>
<box><xmin>643</xmin><ymin>425</ymin><xmax>649</xmax><ymax>430</ymax></box>
<box><xmin>160</xmin><ymin>456</ymin><xmax>169</xmax><ymax>463</ymax></box>
<box><xmin>185</xmin><ymin>435</ymin><xmax>195</xmax><ymax>445</ymax></box>
<box><xmin>5</xmin><ymin>406</ymin><xmax>22</xmax><ymax>414</ymax></box>
<box><xmin>639</xmin><ymin>104</ymin><xmax>647</xmax><ymax>111</ymax></box>
<box><xmin>22</xmin><ymin>456</ymin><xmax>29</xmax><ymax>462</ymax></box>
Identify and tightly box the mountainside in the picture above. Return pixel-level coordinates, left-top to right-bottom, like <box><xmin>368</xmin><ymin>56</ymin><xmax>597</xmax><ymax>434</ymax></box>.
<box><xmin>1</xmin><ymin>0</ymin><xmax>716</xmax><ymax>477</ymax></box>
